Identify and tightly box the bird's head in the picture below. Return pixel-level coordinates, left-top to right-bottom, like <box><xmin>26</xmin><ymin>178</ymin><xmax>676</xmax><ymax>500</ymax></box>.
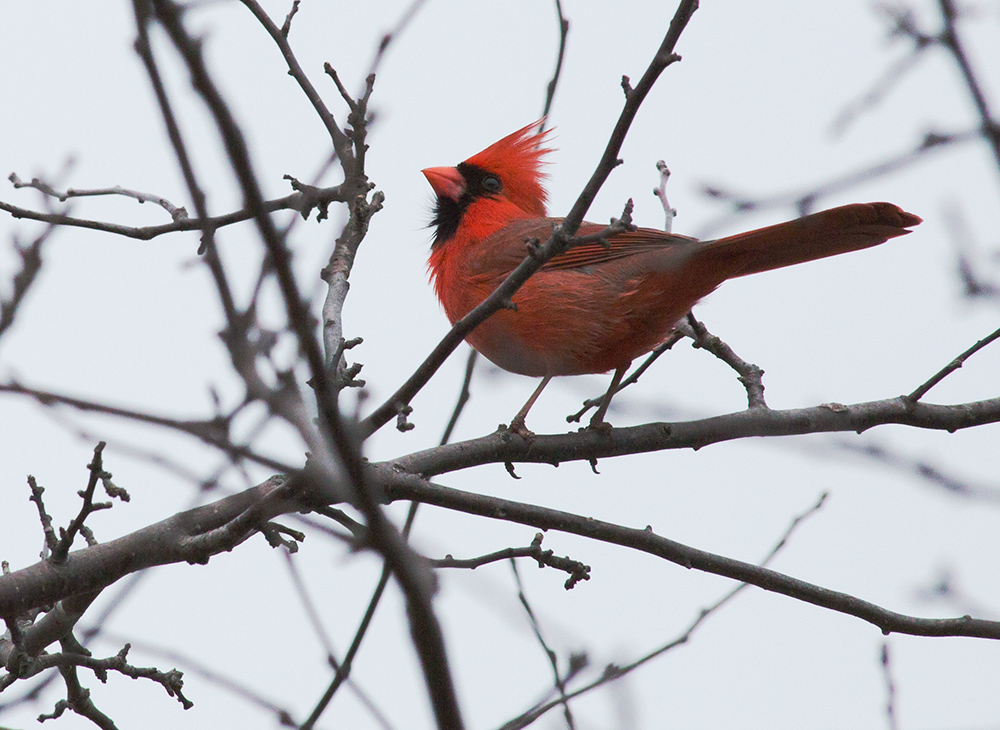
<box><xmin>423</xmin><ymin>120</ymin><xmax>552</xmax><ymax>247</ymax></box>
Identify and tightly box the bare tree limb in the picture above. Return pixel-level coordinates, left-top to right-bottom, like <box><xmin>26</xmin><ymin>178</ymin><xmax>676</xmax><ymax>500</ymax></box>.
<box><xmin>936</xmin><ymin>0</ymin><xmax>1000</xmax><ymax>183</ymax></box>
<box><xmin>378</xmin><ymin>470</ymin><xmax>1000</xmax><ymax>640</ymax></box>
<box><xmin>8</xmin><ymin>174</ymin><xmax>188</xmax><ymax>220</ymax></box>
<box><xmin>0</xmin><ymin>186</ymin><xmax>347</xmax><ymax>241</ymax></box>
<box><xmin>906</xmin><ymin>324</ymin><xmax>1000</xmax><ymax>403</ymax></box>
<box><xmin>390</xmin><ymin>394</ymin><xmax>1000</xmax><ymax>477</ymax></box>
<box><xmin>238</xmin><ymin>0</ymin><xmax>354</xmax><ymax>165</ymax></box>
<box><xmin>498</xmin><ymin>492</ymin><xmax>829</xmax><ymax>729</ymax></box>
<box><xmin>0</xmin><ymin>224</ymin><xmax>53</xmax><ymax>340</ymax></box>
<box><xmin>541</xmin><ymin>0</ymin><xmax>570</xmax><ymax>124</ymax></box>
<box><xmin>0</xmin><ymin>475</ymin><xmax>301</xmax><ymax>621</ymax></box>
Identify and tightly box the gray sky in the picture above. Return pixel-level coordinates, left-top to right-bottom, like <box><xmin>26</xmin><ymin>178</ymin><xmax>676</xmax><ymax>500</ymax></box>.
<box><xmin>2</xmin><ymin>1</ymin><xmax>999</xmax><ymax>728</ymax></box>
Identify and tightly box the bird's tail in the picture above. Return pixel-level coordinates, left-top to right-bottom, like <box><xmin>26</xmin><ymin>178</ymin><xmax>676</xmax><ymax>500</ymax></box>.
<box><xmin>700</xmin><ymin>203</ymin><xmax>922</xmax><ymax>277</ymax></box>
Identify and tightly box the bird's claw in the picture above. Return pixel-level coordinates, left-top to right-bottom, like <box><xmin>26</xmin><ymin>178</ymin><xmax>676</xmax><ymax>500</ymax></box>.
<box><xmin>586</xmin><ymin>417</ymin><xmax>613</xmax><ymax>434</ymax></box>
<box><xmin>505</xmin><ymin>416</ymin><xmax>536</xmax><ymax>440</ymax></box>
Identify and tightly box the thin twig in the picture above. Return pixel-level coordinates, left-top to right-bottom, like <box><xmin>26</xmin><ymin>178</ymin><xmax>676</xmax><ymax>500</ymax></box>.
<box><xmin>439</xmin><ymin>349</ymin><xmax>479</xmax><ymax>445</ymax></box>
<box><xmin>31</xmin><ymin>644</ymin><xmax>191</xmax><ymax>709</ymax></box>
<box><xmin>567</xmin><ymin>331</ymin><xmax>685</xmax><ymax>423</ymax></box>
<box><xmin>685</xmin><ymin>314</ymin><xmax>767</xmax><ymax>409</ymax></box>
<box><xmin>280</xmin><ymin>0</ymin><xmax>298</xmax><ymax>37</ymax></box>
<box><xmin>905</xmin><ymin>323</ymin><xmax>1000</xmax><ymax>403</ymax></box>
<box><xmin>0</xmin><ymin>185</ymin><xmax>348</xmax><ymax>241</ymax></box>
<box><xmin>300</xmin><ymin>505</ymin><xmax>422</xmax><ymax>729</ymax></box>
<box><xmin>281</xmin><ymin>553</ymin><xmax>397</xmax><ymax>729</ymax></box>
<box><xmin>936</xmin><ymin>0</ymin><xmax>1000</xmax><ymax>181</ymax></box>
<box><xmin>497</xmin><ymin>492</ymin><xmax>828</xmax><ymax>729</ymax></box>
<box><xmin>829</xmin><ymin>437</ymin><xmax>1000</xmax><ymax>503</ymax></box>
<box><xmin>540</xmin><ymin>0</ymin><xmax>569</xmax><ymax>125</ymax></box>
<box><xmin>90</xmin><ymin>630</ymin><xmax>297</xmax><ymax>726</ymax></box>
<box><xmin>510</xmin><ymin>559</ymin><xmax>576</xmax><ymax>730</ymax></box>
<box><xmin>365</xmin><ymin>0</ymin><xmax>429</xmax><ymax>81</ymax></box>
<box><xmin>52</xmin><ymin>442</ymin><xmax>115</xmax><ymax>563</ymax></box>
<box><xmin>0</xmin><ymin>224</ymin><xmax>53</xmax><ymax>340</ymax></box>
<box><xmin>9</xmin><ymin>174</ymin><xmax>188</xmax><ymax>220</ymax></box>
<box><xmin>381</xmin><ymin>469</ymin><xmax>1000</xmax><ymax>640</ymax></box>
<box><xmin>944</xmin><ymin>203</ymin><xmax>1000</xmax><ymax>300</ymax></box>
<box><xmin>652</xmin><ymin>160</ymin><xmax>676</xmax><ymax>232</ymax></box>
<box><xmin>829</xmin><ymin>44</ymin><xmax>928</xmax><ymax>137</ymax></box>
<box><xmin>431</xmin><ymin>534</ymin><xmax>589</xmax><ymax>588</ymax></box>
<box><xmin>237</xmin><ymin>0</ymin><xmax>352</xmax><ymax>162</ymax></box>
<box><xmin>880</xmin><ymin>642</ymin><xmax>899</xmax><ymax>730</ymax></box>
<box><xmin>1</xmin><ymin>381</ymin><xmax>299</xmax><ymax>474</ymax></box>
<box><xmin>26</xmin><ymin>475</ymin><xmax>58</xmax><ymax>555</ymax></box>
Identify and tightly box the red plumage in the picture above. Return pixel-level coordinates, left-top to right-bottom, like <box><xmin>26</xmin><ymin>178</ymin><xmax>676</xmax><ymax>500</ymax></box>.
<box><xmin>422</xmin><ymin>121</ymin><xmax>922</xmax><ymax>434</ymax></box>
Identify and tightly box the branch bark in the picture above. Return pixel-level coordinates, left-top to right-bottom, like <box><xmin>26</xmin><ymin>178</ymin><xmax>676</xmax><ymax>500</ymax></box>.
<box><xmin>376</xmin><ymin>469</ymin><xmax>1000</xmax><ymax>640</ymax></box>
<box><xmin>389</xmin><ymin>395</ymin><xmax>1000</xmax><ymax>477</ymax></box>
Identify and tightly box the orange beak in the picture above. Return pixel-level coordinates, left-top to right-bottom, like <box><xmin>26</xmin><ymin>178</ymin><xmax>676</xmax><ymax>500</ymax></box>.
<box><xmin>422</xmin><ymin>166</ymin><xmax>465</xmax><ymax>202</ymax></box>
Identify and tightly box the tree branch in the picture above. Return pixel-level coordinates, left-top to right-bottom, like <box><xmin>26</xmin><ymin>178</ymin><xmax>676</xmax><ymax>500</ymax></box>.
<box><xmin>390</xmin><ymin>395</ymin><xmax>1000</xmax><ymax>477</ymax></box>
<box><xmin>0</xmin><ymin>476</ymin><xmax>300</xmax><ymax>621</ymax></box>
<box><xmin>377</xmin><ymin>470</ymin><xmax>1000</xmax><ymax>640</ymax></box>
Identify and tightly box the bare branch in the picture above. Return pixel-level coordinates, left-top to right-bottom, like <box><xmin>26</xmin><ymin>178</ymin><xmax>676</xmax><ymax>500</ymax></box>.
<box><xmin>0</xmin><ymin>381</ymin><xmax>300</xmax><ymax>474</ymax></box>
<box><xmin>0</xmin><ymin>475</ymin><xmax>303</xmax><ymax>620</ymax></box>
<box><xmin>499</xmin><ymin>492</ymin><xmax>828</xmax><ymax>729</ymax></box>
<box><xmin>510</xmin><ymin>558</ymin><xmax>576</xmax><ymax>729</ymax></box>
<box><xmin>391</xmin><ymin>394</ymin><xmax>1000</xmax><ymax>477</ymax></box>
<box><xmin>380</xmin><ymin>470</ymin><xmax>1000</xmax><ymax>640</ymax></box>
<box><xmin>685</xmin><ymin>314</ymin><xmax>767</xmax><ymax>409</ymax></box>
<box><xmin>567</xmin><ymin>332</ymin><xmax>685</xmax><ymax>424</ymax></box>
<box><xmin>8</xmin><ymin>174</ymin><xmax>188</xmax><ymax>221</ymax></box>
<box><xmin>936</xmin><ymin>0</ymin><xmax>1000</xmax><ymax>182</ymax></box>
<box><xmin>905</xmin><ymin>324</ymin><xmax>1000</xmax><ymax>402</ymax></box>
<box><xmin>51</xmin><ymin>443</ymin><xmax>118</xmax><ymax>563</ymax></box>
<box><xmin>89</xmin><ymin>631</ymin><xmax>296</xmax><ymax>726</ymax></box>
<box><xmin>880</xmin><ymin>642</ymin><xmax>899</xmax><ymax>730</ymax></box>
<box><xmin>0</xmin><ymin>224</ymin><xmax>53</xmax><ymax>340</ymax></box>
<box><xmin>430</xmin><ymin>533</ymin><xmax>590</xmax><ymax>589</ymax></box>
<box><xmin>0</xmin><ymin>185</ymin><xmax>348</xmax><ymax>241</ymax></box>
<box><xmin>23</xmin><ymin>644</ymin><xmax>190</xmax><ymax>710</ymax></box>
<box><xmin>237</xmin><ymin>0</ymin><xmax>353</xmax><ymax>163</ymax></box>
<box><xmin>541</xmin><ymin>0</ymin><xmax>570</xmax><ymax>124</ymax></box>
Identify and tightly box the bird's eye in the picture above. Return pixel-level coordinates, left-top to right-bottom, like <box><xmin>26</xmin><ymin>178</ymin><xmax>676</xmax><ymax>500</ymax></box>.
<box><xmin>482</xmin><ymin>175</ymin><xmax>502</xmax><ymax>193</ymax></box>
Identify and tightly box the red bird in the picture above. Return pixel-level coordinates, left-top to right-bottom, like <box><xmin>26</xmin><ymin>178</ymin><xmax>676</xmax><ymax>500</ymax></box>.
<box><xmin>422</xmin><ymin>121</ymin><xmax>921</xmax><ymax>436</ymax></box>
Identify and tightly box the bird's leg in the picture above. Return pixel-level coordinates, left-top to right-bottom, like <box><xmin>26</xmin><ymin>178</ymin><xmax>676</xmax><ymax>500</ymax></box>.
<box><xmin>508</xmin><ymin>375</ymin><xmax>552</xmax><ymax>439</ymax></box>
<box><xmin>588</xmin><ymin>366</ymin><xmax>627</xmax><ymax>431</ymax></box>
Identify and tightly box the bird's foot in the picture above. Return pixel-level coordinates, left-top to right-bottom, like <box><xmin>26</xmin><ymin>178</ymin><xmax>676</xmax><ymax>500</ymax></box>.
<box><xmin>505</xmin><ymin>416</ymin><xmax>536</xmax><ymax>440</ymax></box>
<box><xmin>586</xmin><ymin>415</ymin><xmax>614</xmax><ymax>434</ymax></box>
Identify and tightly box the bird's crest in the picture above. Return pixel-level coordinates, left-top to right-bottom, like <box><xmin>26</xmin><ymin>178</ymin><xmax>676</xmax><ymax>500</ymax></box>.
<box><xmin>463</xmin><ymin>120</ymin><xmax>553</xmax><ymax>216</ymax></box>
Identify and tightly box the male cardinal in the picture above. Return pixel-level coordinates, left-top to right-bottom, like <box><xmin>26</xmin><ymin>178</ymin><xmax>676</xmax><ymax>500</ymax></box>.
<box><xmin>422</xmin><ymin>121</ymin><xmax>921</xmax><ymax>436</ymax></box>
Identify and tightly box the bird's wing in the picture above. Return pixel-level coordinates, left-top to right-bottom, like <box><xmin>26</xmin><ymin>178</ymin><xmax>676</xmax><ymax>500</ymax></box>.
<box><xmin>544</xmin><ymin>224</ymin><xmax>699</xmax><ymax>271</ymax></box>
<box><xmin>477</xmin><ymin>218</ymin><xmax>697</xmax><ymax>272</ymax></box>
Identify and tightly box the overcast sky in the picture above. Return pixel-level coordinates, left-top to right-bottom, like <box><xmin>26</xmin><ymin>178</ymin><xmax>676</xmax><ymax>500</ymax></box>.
<box><xmin>2</xmin><ymin>1</ymin><xmax>1000</xmax><ymax>729</ymax></box>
